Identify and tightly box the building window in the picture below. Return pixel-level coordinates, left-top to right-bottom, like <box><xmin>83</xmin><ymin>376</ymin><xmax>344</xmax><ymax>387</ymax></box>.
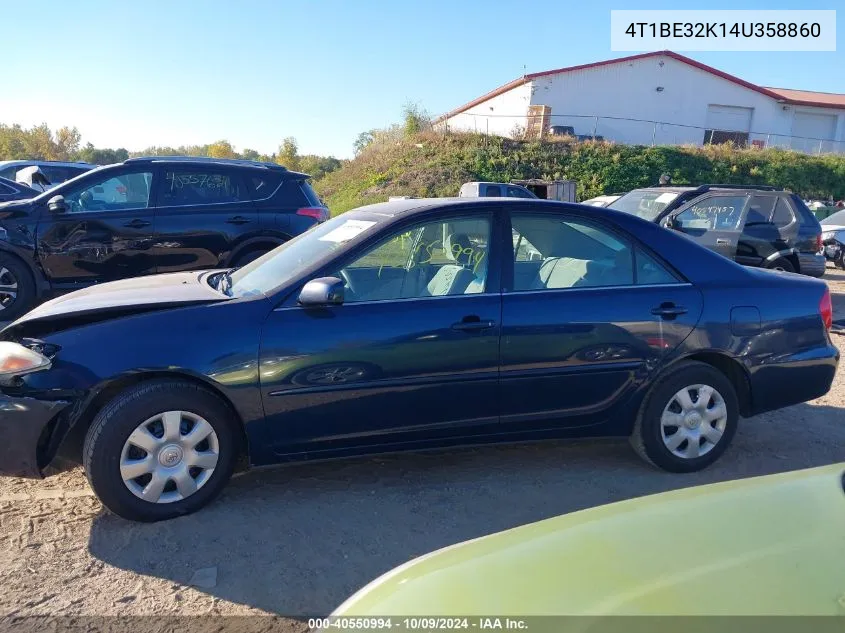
<box><xmin>703</xmin><ymin>130</ymin><xmax>749</xmax><ymax>147</ymax></box>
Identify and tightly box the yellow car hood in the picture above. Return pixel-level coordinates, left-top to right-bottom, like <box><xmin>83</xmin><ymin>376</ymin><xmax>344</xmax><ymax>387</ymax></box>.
<box><xmin>335</xmin><ymin>464</ymin><xmax>845</xmax><ymax>616</ymax></box>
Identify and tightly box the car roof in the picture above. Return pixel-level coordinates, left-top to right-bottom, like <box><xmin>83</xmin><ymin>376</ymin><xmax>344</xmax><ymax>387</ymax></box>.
<box><xmin>123</xmin><ymin>156</ymin><xmax>310</xmax><ymax>178</ymax></box>
<box><xmin>630</xmin><ymin>184</ymin><xmax>782</xmax><ymax>194</ymax></box>
<box><xmin>0</xmin><ymin>160</ymin><xmax>97</xmax><ymax>168</ymax></box>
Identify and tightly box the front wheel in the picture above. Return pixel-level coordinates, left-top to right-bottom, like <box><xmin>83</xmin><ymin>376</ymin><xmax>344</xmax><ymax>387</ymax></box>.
<box><xmin>630</xmin><ymin>361</ymin><xmax>739</xmax><ymax>473</ymax></box>
<box><xmin>0</xmin><ymin>254</ymin><xmax>36</xmax><ymax>320</ymax></box>
<box><xmin>83</xmin><ymin>380</ymin><xmax>239</xmax><ymax>522</ymax></box>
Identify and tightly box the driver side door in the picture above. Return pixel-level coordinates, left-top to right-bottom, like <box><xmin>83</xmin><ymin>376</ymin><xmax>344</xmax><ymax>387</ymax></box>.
<box><xmin>36</xmin><ymin>169</ymin><xmax>158</xmax><ymax>284</ymax></box>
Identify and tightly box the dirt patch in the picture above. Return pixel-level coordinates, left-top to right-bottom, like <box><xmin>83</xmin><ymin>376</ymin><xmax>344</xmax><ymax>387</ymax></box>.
<box><xmin>2</xmin><ymin>269</ymin><xmax>844</xmax><ymax>622</ymax></box>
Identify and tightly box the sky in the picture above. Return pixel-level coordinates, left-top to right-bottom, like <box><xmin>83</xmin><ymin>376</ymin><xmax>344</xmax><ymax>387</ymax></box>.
<box><xmin>2</xmin><ymin>0</ymin><xmax>842</xmax><ymax>159</ymax></box>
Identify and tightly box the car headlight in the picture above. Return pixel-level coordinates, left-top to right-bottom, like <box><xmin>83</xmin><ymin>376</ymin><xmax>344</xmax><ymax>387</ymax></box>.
<box><xmin>0</xmin><ymin>342</ymin><xmax>52</xmax><ymax>377</ymax></box>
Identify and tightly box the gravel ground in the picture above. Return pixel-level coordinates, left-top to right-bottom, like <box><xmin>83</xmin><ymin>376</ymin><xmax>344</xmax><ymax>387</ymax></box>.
<box><xmin>2</xmin><ymin>268</ymin><xmax>845</xmax><ymax>626</ymax></box>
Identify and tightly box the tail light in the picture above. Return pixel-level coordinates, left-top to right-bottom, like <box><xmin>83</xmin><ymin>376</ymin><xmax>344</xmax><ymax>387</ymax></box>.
<box><xmin>815</xmin><ymin>234</ymin><xmax>823</xmax><ymax>252</ymax></box>
<box><xmin>296</xmin><ymin>207</ymin><xmax>328</xmax><ymax>222</ymax></box>
<box><xmin>820</xmin><ymin>288</ymin><xmax>833</xmax><ymax>330</ymax></box>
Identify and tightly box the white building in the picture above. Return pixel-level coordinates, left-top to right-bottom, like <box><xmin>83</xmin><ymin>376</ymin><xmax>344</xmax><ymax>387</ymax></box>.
<box><xmin>437</xmin><ymin>51</ymin><xmax>845</xmax><ymax>154</ymax></box>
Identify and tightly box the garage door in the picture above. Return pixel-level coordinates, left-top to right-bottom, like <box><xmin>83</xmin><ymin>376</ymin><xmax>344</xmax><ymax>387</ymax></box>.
<box><xmin>791</xmin><ymin>111</ymin><xmax>837</xmax><ymax>152</ymax></box>
<box><xmin>706</xmin><ymin>105</ymin><xmax>753</xmax><ymax>132</ymax></box>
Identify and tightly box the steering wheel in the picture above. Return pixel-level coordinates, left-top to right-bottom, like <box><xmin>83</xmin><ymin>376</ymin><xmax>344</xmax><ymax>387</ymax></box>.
<box><xmin>338</xmin><ymin>269</ymin><xmax>358</xmax><ymax>301</ymax></box>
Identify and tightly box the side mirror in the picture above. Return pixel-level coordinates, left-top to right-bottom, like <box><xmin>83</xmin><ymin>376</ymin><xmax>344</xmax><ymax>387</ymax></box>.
<box><xmin>298</xmin><ymin>276</ymin><xmax>344</xmax><ymax>307</ymax></box>
<box><xmin>47</xmin><ymin>195</ymin><xmax>68</xmax><ymax>214</ymax></box>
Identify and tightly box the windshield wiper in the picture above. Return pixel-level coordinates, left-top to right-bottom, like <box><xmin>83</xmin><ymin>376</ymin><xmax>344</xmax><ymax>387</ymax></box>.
<box><xmin>214</xmin><ymin>269</ymin><xmax>236</xmax><ymax>296</ymax></box>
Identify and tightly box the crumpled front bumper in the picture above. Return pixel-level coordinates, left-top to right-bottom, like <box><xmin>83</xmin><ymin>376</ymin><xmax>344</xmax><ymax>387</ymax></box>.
<box><xmin>0</xmin><ymin>393</ymin><xmax>72</xmax><ymax>478</ymax></box>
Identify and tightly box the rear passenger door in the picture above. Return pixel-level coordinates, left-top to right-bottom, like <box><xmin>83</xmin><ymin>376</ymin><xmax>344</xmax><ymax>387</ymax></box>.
<box><xmin>152</xmin><ymin>168</ymin><xmax>257</xmax><ymax>273</ymax></box>
<box><xmin>669</xmin><ymin>194</ymin><xmax>750</xmax><ymax>262</ymax></box>
<box><xmin>499</xmin><ymin>211</ymin><xmax>702</xmax><ymax>432</ymax></box>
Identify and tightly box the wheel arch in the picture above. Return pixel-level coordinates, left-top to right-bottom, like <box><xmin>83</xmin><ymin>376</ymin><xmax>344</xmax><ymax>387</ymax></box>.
<box><xmin>675</xmin><ymin>351</ymin><xmax>752</xmax><ymax>417</ymax></box>
<box><xmin>49</xmin><ymin>370</ymin><xmax>251</xmax><ymax>472</ymax></box>
<box><xmin>0</xmin><ymin>242</ymin><xmax>48</xmax><ymax>295</ymax></box>
<box><xmin>226</xmin><ymin>235</ymin><xmax>289</xmax><ymax>266</ymax></box>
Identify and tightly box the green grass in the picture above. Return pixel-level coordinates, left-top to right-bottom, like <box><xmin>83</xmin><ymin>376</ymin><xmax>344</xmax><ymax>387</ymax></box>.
<box><xmin>313</xmin><ymin>131</ymin><xmax>845</xmax><ymax>215</ymax></box>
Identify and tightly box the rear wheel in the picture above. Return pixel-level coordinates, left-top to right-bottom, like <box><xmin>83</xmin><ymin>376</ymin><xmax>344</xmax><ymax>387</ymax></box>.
<box><xmin>769</xmin><ymin>258</ymin><xmax>795</xmax><ymax>273</ymax></box>
<box><xmin>631</xmin><ymin>361</ymin><xmax>739</xmax><ymax>473</ymax></box>
<box><xmin>0</xmin><ymin>254</ymin><xmax>36</xmax><ymax>320</ymax></box>
<box><xmin>83</xmin><ymin>380</ymin><xmax>238</xmax><ymax>522</ymax></box>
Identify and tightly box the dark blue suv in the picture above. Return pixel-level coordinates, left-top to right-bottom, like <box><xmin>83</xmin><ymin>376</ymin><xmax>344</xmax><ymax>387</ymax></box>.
<box><xmin>0</xmin><ymin>157</ymin><xmax>328</xmax><ymax>319</ymax></box>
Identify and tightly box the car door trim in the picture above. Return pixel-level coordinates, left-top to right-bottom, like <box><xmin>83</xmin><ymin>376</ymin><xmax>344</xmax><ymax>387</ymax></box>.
<box><xmin>764</xmin><ymin>247</ymin><xmax>798</xmax><ymax>262</ymax></box>
<box><xmin>502</xmin><ymin>282</ymin><xmax>693</xmax><ymax>296</ymax></box>
<box><xmin>268</xmin><ymin>371</ymin><xmax>499</xmax><ymax>397</ymax></box>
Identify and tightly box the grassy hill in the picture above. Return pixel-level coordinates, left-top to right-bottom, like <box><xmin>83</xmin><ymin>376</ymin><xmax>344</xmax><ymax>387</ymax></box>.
<box><xmin>314</xmin><ymin>131</ymin><xmax>845</xmax><ymax>215</ymax></box>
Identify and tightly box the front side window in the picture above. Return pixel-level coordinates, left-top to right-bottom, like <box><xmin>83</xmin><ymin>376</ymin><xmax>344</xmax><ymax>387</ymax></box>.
<box><xmin>63</xmin><ymin>171</ymin><xmax>153</xmax><ymax>213</ymax></box>
<box><xmin>507</xmin><ymin>186</ymin><xmax>533</xmax><ymax>199</ymax></box>
<box><xmin>160</xmin><ymin>171</ymin><xmax>245</xmax><ymax>206</ymax></box>
<box><xmin>608</xmin><ymin>190</ymin><xmax>680</xmax><ymax>221</ymax></box>
<box><xmin>483</xmin><ymin>185</ymin><xmax>501</xmax><ymax>197</ymax></box>
<box><xmin>673</xmin><ymin>195</ymin><xmax>748</xmax><ymax>231</ymax></box>
<box><xmin>331</xmin><ymin>216</ymin><xmax>491</xmax><ymax>303</ymax></box>
<box><xmin>510</xmin><ymin>214</ymin><xmax>678</xmax><ymax>291</ymax></box>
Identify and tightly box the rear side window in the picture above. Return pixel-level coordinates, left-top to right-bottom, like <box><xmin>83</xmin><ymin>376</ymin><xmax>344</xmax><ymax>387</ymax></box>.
<box><xmin>483</xmin><ymin>185</ymin><xmax>501</xmax><ymax>197</ymax></box>
<box><xmin>771</xmin><ymin>198</ymin><xmax>795</xmax><ymax>228</ymax></box>
<box><xmin>275</xmin><ymin>179</ymin><xmax>322</xmax><ymax>207</ymax></box>
<box><xmin>674</xmin><ymin>195</ymin><xmax>747</xmax><ymax>231</ymax></box>
<box><xmin>246</xmin><ymin>172</ymin><xmax>283</xmax><ymax>200</ymax></box>
<box><xmin>160</xmin><ymin>171</ymin><xmax>246</xmax><ymax>206</ymax></box>
<box><xmin>0</xmin><ymin>181</ymin><xmax>14</xmax><ymax>194</ymax></box>
<box><xmin>507</xmin><ymin>186</ymin><xmax>532</xmax><ymax>199</ymax></box>
<box><xmin>0</xmin><ymin>166</ymin><xmax>17</xmax><ymax>180</ymax></box>
<box><xmin>299</xmin><ymin>180</ymin><xmax>322</xmax><ymax>207</ymax></box>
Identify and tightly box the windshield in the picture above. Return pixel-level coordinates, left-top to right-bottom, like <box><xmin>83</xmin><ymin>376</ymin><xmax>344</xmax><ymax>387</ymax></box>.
<box><xmin>821</xmin><ymin>210</ymin><xmax>845</xmax><ymax>226</ymax></box>
<box><xmin>228</xmin><ymin>214</ymin><xmax>381</xmax><ymax>297</ymax></box>
<box><xmin>608</xmin><ymin>189</ymin><xmax>681</xmax><ymax>221</ymax></box>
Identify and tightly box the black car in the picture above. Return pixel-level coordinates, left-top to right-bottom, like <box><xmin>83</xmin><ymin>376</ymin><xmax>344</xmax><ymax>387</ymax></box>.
<box><xmin>0</xmin><ymin>199</ymin><xmax>837</xmax><ymax>521</ymax></box>
<box><xmin>0</xmin><ymin>157</ymin><xmax>328</xmax><ymax>319</ymax></box>
<box><xmin>0</xmin><ymin>176</ymin><xmax>40</xmax><ymax>203</ymax></box>
<box><xmin>607</xmin><ymin>185</ymin><xmax>825</xmax><ymax>277</ymax></box>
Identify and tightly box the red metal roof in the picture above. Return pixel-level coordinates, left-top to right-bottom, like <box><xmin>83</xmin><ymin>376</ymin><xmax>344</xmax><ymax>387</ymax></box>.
<box><xmin>440</xmin><ymin>51</ymin><xmax>845</xmax><ymax>120</ymax></box>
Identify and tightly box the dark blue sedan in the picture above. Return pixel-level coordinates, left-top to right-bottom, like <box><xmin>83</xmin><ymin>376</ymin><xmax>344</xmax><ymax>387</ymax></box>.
<box><xmin>0</xmin><ymin>199</ymin><xmax>838</xmax><ymax>521</ymax></box>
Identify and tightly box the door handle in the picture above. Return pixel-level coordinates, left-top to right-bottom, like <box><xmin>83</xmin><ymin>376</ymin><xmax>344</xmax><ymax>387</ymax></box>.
<box><xmin>123</xmin><ymin>219</ymin><xmax>151</xmax><ymax>228</ymax></box>
<box><xmin>651</xmin><ymin>302</ymin><xmax>688</xmax><ymax>320</ymax></box>
<box><xmin>226</xmin><ymin>216</ymin><xmax>251</xmax><ymax>225</ymax></box>
<box><xmin>451</xmin><ymin>316</ymin><xmax>495</xmax><ymax>332</ymax></box>
<box><xmin>715</xmin><ymin>238</ymin><xmax>731</xmax><ymax>245</ymax></box>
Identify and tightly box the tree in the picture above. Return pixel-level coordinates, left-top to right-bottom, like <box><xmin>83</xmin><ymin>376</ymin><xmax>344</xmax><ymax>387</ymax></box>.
<box><xmin>207</xmin><ymin>140</ymin><xmax>237</xmax><ymax>159</ymax></box>
<box><xmin>353</xmin><ymin>130</ymin><xmax>376</xmax><ymax>155</ymax></box>
<box><xmin>402</xmin><ymin>101</ymin><xmax>431</xmax><ymax>136</ymax></box>
<box><xmin>55</xmin><ymin>127</ymin><xmax>82</xmax><ymax>160</ymax></box>
<box><xmin>241</xmin><ymin>148</ymin><xmax>261</xmax><ymax>161</ymax></box>
<box><xmin>276</xmin><ymin>137</ymin><xmax>300</xmax><ymax>171</ymax></box>
<box><xmin>299</xmin><ymin>154</ymin><xmax>342</xmax><ymax>179</ymax></box>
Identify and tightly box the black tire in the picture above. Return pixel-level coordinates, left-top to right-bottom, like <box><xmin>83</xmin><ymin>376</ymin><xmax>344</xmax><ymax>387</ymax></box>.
<box><xmin>630</xmin><ymin>361</ymin><xmax>739</xmax><ymax>473</ymax></box>
<box><xmin>0</xmin><ymin>253</ymin><xmax>36</xmax><ymax>321</ymax></box>
<box><xmin>233</xmin><ymin>249</ymin><xmax>268</xmax><ymax>267</ymax></box>
<box><xmin>83</xmin><ymin>380</ymin><xmax>239</xmax><ymax>522</ymax></box>
<box><xmin>769</xmin><ymin>257</ymin><xmax>796</xmax><ymax>273</ymax></box>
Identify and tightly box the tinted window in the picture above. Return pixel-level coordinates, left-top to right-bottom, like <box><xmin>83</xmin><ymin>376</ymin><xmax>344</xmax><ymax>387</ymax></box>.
<box><xmin>160</xmin><ymin>171</ymin><xmax>245</xmax><ymax>206</ymax></box>
<box><xmin>246</xmin><ymin>172</ymin><xmax>283</xmax><ymax>200</ymax></box>
<box><xmin>771</xmin><ymin>198</ymin><xmax>795</xmax><ymax>228</ymax></box>
<box><xmin>63</xmin><ymin>171</ymin><xmax>153</xmax><ymax>213</ymax></box>
<box><xmin>609</xmin><ymin>190</ymin><xmax>680</xmax><ymax>221</ymax></box>
<box><xmin>745</xmin><ymin>196</ymin><xmax>776</xmax><ymax>226</ymax></box>
<box><xmin>40</xmin><ymin>166</ymin><xmax>87</xmax><ymax>184</ymax></box>
<box><xmin>511</xmin><ymin>215</ymin><xmax>635</xmax><ymax>290</ymax></box>
<box><xmin>0</xmin><ymin>181</ymin><xmax>14</xmax><ymax>195</ymax></box>
<box><xmin>299</xmin><ymin>180</ymin><xmax>322</xmax><ymax>207</ymax></box>
<box><xmin>0</xmin><ymin>166</ymin><xmax>17</xmax><ymax>180</ymax></box>
<box><xmin>674</xmin><ymin>196</ymin><xmax>747</xmax><ymax>231</ymax></box>
<box><xmin>635</xmin><ymin>249</ymin><xmax>679</xmax><ymax>285</ymax></box>
<box><xmin>507</xmin><ymin>186</ymin><xmax>533</xmax><ymax>199</ymax></box>
<box><xmin>483</xmin><ymin>185</ymin><xmax>501</xmax><ymax>197</ymax></box>
<box><xmin>332</xmin><ymin>216</ymin><xmax>491</xmax><ymax>303</ymax></box>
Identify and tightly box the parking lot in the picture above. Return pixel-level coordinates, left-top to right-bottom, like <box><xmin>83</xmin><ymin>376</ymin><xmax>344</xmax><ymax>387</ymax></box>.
<box><xmin>0</xmin><ymin>267</ymin><xmax>842</xmax><ymax>624</ymax></box>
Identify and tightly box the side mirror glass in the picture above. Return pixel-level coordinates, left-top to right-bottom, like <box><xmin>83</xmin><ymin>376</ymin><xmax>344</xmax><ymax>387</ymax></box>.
<box><xmin>47</xmin><ymin>195</ymin><xmax>68</xmax><ymax>214</ymax></box>
<box><xmin>298</xmin><ymin>276</ymin><xmax>345</xmax><ymax>307</ymax></box>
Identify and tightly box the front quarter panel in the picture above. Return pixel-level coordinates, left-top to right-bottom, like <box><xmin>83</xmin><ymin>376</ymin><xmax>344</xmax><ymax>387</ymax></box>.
<box><xmin>17</xmin><ymin>297</ymin><xmax>270</xmax><ymax>460</ymax></box>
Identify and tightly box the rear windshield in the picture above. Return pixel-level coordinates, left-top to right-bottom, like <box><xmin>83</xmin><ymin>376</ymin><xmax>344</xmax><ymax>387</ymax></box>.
<box><xmin>609</xmin><ymin>190</ymin><xmax>680</xmax><ymax>221</ymax></box>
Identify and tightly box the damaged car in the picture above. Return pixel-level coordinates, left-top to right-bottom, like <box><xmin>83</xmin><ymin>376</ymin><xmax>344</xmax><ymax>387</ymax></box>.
<box><xmin>0</xmin><ymin>198</ymin><xmax>838</xmax><ymax>522</ymax></box>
